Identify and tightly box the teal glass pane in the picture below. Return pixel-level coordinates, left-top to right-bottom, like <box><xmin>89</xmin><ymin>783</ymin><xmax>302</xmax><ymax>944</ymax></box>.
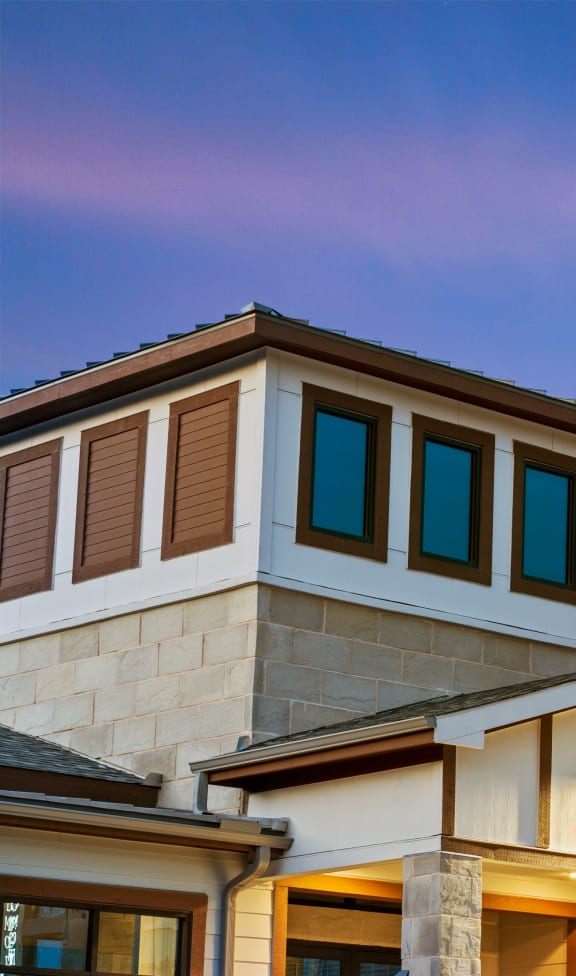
<box><xmin>311</xmin><ymin>409</ymin><xmax>370</xmax><ymax>539</ymax></box>
<box><xmin>422</xmin><ymin>439</ymin><xmax>474</xmax><ymax>563</ymax></box>
<box><xmin>523</xmin><ymin>466</ymin><xmax>570</xmax><ymax>584</ymax></box>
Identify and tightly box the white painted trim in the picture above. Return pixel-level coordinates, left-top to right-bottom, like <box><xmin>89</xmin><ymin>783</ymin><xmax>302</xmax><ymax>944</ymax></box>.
<box><xmin>434</xmin><ymin>682</ymin><xmax>576</xmax><ymax>745</ymax></box>
<box><xmin>264</xmin><ymin>834</ymin><xmax>444</xmax><ymax>878</ymax></box>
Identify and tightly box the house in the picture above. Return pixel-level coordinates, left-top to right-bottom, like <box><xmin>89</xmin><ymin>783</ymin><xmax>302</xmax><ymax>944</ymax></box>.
<box><xmin>1</xmin><ymin>302</ymin><xmax>575</xmax><ymax>975</ymax></box>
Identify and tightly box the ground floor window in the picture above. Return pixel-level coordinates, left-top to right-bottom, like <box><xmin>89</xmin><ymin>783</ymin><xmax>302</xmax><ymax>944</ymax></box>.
<box><xmin>287</xmin><ymin>939</ymin><xmax>401</xmax><ymax>976</ymax></box>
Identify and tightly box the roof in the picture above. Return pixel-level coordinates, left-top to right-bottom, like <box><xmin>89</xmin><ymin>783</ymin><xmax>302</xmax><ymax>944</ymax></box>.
<box><xmin>0</xmin><ymin>723</ymin><xmax>160</xmax><ymax>806</ymax></box>
<box><xmin>1</xmin><ymin>308</ymin><xmax>575</xmax><ymax>438</ymax></box>
<box><xmin>189</xmin><ymin>672</ymin><xmax>576</xmax><ymax>792</ymax></box>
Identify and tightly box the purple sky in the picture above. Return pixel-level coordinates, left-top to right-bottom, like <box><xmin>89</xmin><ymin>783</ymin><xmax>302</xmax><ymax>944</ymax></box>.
<box><xmin>1</xmin><ymin>1</ymin><xmax>575</xmax><ymax>399</ymax></box>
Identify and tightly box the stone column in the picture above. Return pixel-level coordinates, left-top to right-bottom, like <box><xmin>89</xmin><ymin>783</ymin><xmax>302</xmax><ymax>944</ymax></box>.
<box><xmin>402</xmin><ymin>852</ymin><xmax>482</xmax><ymax>976</ymax></box>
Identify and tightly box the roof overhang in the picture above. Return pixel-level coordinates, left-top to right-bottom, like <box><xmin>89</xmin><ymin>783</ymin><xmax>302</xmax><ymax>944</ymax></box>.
<box><xmin>2</xmin><ymin>311</ymin><xmax>575</xmax><ymax>437</ymax></box>
<box><xmin>0</xmin><ymin>791</ymin><xmax>291</xmax><ymax>853</ymax></box>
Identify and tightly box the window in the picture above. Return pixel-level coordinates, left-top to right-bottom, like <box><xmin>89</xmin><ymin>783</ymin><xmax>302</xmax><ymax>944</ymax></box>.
<box><xmin>73</xmin><ymin>413</ymin><xmax>148</xmax><ymax>583</ymax></box>
<box><xmin>162</xmin><ymin>382</ymin><xmax>239</xmax><ymax>560</ymax></box>
<box><xmin>511</xmin><ymin>442</ymin><xmax>576</xmax><ymax>604</ymax></box>
<box><xmin>0</xmin><ymin>439</ymin><xmax>62</xmax><ymax>602</ymax></box>
<box><xmin>408</xmin><ymin>416</ymin><xmax>494</xmax><ymax>584</ymax></box>
<box><xmin>287</xmin><ymin>940</ymin><xmax>400</xmax><ymax>976</ymax></box>
<box><xmin>1</xmin><ymin>881</ymin><xmax>206</xmax><ymax>976</ymax></box>
<box><xmin>296</xmin><ymin>385</ymin><xmax>391</xmax><ymax>560</ymax></box>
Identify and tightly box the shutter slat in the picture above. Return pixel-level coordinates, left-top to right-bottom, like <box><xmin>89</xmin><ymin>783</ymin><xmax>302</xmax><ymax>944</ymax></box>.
<box><xmin>88</xmin><ymin>447</ymin><xmax>139</xmax><ymax>476</ymax></box>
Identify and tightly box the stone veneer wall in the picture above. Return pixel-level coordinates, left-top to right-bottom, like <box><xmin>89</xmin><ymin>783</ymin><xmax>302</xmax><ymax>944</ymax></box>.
<box><xmin>1</xmin><ymin>584</ymin><xmax>575</xmax><ymax>809</ymax></box>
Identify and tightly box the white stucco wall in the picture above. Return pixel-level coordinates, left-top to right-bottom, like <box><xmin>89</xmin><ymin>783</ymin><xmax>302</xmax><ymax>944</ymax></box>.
<box><xmin>550</xmin><ymin>708</ymin><xmax>576</xmax><ymax>853</ymax></box>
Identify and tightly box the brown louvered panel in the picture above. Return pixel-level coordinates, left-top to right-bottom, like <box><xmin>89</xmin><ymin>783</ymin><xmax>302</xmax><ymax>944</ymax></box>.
<box><xmin>162</xmin><ymin>382</ymin><xmax>239</xmax><ymax>560</ymax></box>
<box><xmin>72</xmin><ymin>412</ymin><xmax>148</xmax><ymax>583</ymax></box>
<box><xmin>0</xmin><ymin>439</ymin><xmax>62</xmax><ymax>602</ymax></box>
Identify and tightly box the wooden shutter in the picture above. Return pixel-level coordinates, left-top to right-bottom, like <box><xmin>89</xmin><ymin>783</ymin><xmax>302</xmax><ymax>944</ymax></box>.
<box><xmin>0</xmin><ymin>439</ymin><xmax>62</xmax><ymax>602</ymax></box>
<box><xmin>162</xmin><ymin>382</ymin><xmax>239</xmax><ymax>559</ymax></box>
<box><xmin>73</xmin><ymin>412</ymin><xmax>148</xmax><ymax>583</ymax></box>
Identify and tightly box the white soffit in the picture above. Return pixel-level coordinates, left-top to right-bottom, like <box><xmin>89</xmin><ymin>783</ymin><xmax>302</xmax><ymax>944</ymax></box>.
<box><xmin>433</xmin><ymin>682</ymin><xmax>576</xmax><ymax>748</ymax></box>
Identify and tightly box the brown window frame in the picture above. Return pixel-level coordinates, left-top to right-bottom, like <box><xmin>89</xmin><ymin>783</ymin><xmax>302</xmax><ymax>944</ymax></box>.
<box><xmin>161</xmin><ymin>382</ymin><xmax>239</xmax><ymax>561</ymax></box>
<box><xmin>511</xmin><ymin>441</ymin><xmax>576</xmax><ymax>605</ymax></box>
<box><xmin>0</xmin><ymin>875</ymin><xmax>207</xmax><ymax>976</ymax></box>
<box><xmin>408</xmin><ymin>415</ymin><xmax>495</xmax><ymax>585</ymax></box>
<box><xmin>0</xmin><ymin>438</ymin><xmax>62</xmax><ymax>602</ymax></box>
<box><xmin>296</xmin><ymin>384</ymin><xmax>392</xmax><ymax>561</ymax></box>
<box><xmin>73</xmin><ymin>412</ymin><xmax>148</xmax><ymax>584</ymax></box>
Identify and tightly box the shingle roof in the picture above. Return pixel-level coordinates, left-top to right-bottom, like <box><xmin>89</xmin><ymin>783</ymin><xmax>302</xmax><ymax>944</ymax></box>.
<box><xmin>241</xmin><ymin>671</ymin><xmax>576</xmax><ymax>752</ymax></box>
<box><xmin>0</xmin><ymin>723</ymin><xmax>146</xmax><ymax>785</ymax></box>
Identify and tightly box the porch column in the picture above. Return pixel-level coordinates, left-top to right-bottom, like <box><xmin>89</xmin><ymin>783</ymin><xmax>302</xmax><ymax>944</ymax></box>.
<box><xmin>402</xmin><ymin>852</ymin><xmax>482</xmax><ymax>976</ymax></box>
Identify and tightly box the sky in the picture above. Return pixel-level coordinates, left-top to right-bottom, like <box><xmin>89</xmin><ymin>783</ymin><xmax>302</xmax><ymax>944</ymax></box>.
<box><xmin>1</xmin><ymin>1</ymin><xmax>575</xmax><ymax>400</ymax></box>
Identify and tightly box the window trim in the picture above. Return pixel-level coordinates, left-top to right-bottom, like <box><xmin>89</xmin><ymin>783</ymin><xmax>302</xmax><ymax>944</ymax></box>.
<box><xmin>0</xmin><ymin>875</ymin><xmax>207</xmax><ymax>976</ymax></box>
<box><xmin>511</xmin><ymin>441</ymin><xmax>576</xmax><ymax>605</ymax></box>
<box><xmin>73</xmin><ymin>412</ymin><xmax>149</xmax><ymax>584</ymax></box>
<box><xmin>408</xmin><ymin>415</ymin><xmax>495</xmax><ymax>585</ymax></box>
<box><xmin>296</xmin><ymin>384</ymin><xmax>392</xmax><ymax>561</ymax></box>
<box><xmin>0</xmin><ymin>438</ymin><xmax>62</xmax><ymax>602</ymax></box>
<box><xmin>161</xmin><ymin>382</ymin><xmax>239</xmax><ymax>561</ymax></box>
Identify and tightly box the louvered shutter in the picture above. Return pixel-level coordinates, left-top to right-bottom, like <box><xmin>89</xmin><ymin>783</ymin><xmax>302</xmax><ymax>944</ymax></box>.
<box><xmin>162</xmin><ymin>382</ymin><xmax>239</xmax><ymax>559</ymax></box>
<box><xmin>73</xmin><ymin>412</ymin><xmax>148</xmax><ymax>582</ymax></box>
<box><xmin>0</xmin><ymin>439</ymin><xmax>62</xmax><ymax>601</ymax></box>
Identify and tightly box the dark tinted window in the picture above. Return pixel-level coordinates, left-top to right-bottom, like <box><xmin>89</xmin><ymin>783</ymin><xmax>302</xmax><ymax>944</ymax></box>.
<box><xmin>1</xmin><ymin>903</ymin><xmax>89</xmax><ymax>971</ymax></box>
<box><xmin>523</xmin><ymin>466</ymin><xmax>571</xmax><ymax>585</ymax></box>
<box><xmin>421</xmin><ymin>439</ymin><xmax>476</xmax><ymax>563</ymax></box>
<box><xmin>311</xmin><ymin>409</ymin><xmax>372</xmax><ymax>540</ymax></box>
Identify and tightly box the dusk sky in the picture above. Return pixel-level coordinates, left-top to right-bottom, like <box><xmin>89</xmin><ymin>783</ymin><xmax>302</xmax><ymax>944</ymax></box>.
<box><xmin>1</xmin><ymin>1</ymin><xmax>575</xmax><ymax>400</ymax></box>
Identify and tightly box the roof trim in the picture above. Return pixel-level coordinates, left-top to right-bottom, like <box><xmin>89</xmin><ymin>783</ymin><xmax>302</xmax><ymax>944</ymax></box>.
<box><xmin>2</xmin><ymin>312</ymin><xmax>576</xmax><ymax>437</ymax></box>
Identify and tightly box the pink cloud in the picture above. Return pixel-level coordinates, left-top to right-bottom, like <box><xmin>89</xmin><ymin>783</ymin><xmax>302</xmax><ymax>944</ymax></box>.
<box><xmin>2</xmin><ymin>104</ymin><xmax>575</xmax><ymax>268</ymax></box>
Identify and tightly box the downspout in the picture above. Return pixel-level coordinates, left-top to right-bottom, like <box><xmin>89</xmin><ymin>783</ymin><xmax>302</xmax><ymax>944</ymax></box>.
<box><xmin>219</xmin><ymin>844</ymin><xmax>271</xmax><ymax>976</ymax></box>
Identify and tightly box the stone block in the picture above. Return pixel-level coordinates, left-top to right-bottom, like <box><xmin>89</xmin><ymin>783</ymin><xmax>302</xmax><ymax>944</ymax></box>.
<box><xmin>76</xmin><ymin>654</ymin><xmax>115</xmax><ymax>693</ymax></box>
<box><xmin>36</xmin><ymin>662</ymin><xmax>76</xmax><ymax>701</ymax></box>
<box><xmin>116</xmin><ymin>644</ymin><xmax>159</xmax><ymax>684</ymax></box>
<box><xmin>378</xmin><ymin>682</ymin><xmax>440</xmax><ymax>711</ymax></box>
<box><xmin>434</xmin><ymin>876</ymin><xmax>481</xmax><ymax>917</ymax></box>
<box><xmin>402</xmin><ymin>651</ymin><xmax>454</xmax><ymax>690</ymax></box>
<box><xmin>157</xmin><ymin>706</ymin><xmax>200</xmax><ymax>746</ymax></box>
<box><xmin>483</xmin><ymin>635</ymin><xmax>530</xmax><ymax>672</ymax></box>
<box><xmin>324</xmin><ymin>601</ymin><xmax>379</xmax><ymax>642</ymax></box>
<box><xmin>531</xmin><ymin>642</ymin><xmax>576</xmax><ymax>677</ymax></box>
<box><xmin>404</xmin><ymin>875</ymin><xmax>434</xmax><ymax>917</ymax></box>
<box><xmin>70</xmin><ymin>723</ymin><xmax>114</xmax><ymax>757</ymax></box>
<box><xmin>204</xmin><ymin>624</ymin><xmax>250</xmax><ymax>666</ymax></box>
<box><xmin>114</xmin><ymin>715</ymin><xmax>156</xmax><ymax>754</ymax></box>
<box><xmin>0</xmin><ymin>671</ymin><xmax>36</xmax><ymax>708</ymax></box>
<box><xmin>255</xmin><ymin>622</ymin><xmax>294</xmax><ymax>662</ymax></box>
<box><xmin>53</xmin><ymin>693</ymin><xmax>93</xmax><ymax>731</ymax></box>
<box><xmin>95</xmin><ymin>684</ymin><xmax>137</xmax><ymax>723</ymax></box>
<box><xmin>268</xmin><ymin>588</ymin><xmax>324</xmax><ymax>632</ymax></box>
<box><xmin>14</xmin><ymin>701</ymin><xmax>55</xmax><ymax>735</ymax></box>
<box><xmin>19</xmin><ymin>634</ymin><xmax>60</xmax><ymax>671</ymax></box>
<box><xmin>0</xmin><ymin>643</ymin><xmax>19</xmax><ymax>677</ymax></box>
<box><xmin>293</xmin><ymin>631</ymin><xmax>350</xmax><ymax>672</ymax></box>
<box><xmin>350</xmin><ymin>641</ymin><xmax>402</xmax><ymax>681</ymax></box>
<box><xmin>290</xmin><ymin>701</ymin><xmax>353</xmax><ymax>735</ymax></box>
<box><xmin>180</xmin><ymin>666</ymin><xmax>226</xmax><ymax>705</ymax></box>
<box><xmin>432</xmin><ymin>624</ymin><xmax>483</xmax><ymax>663</ymax></box>
<box><xmin>130</xmin><ymin>745</ymin><xmax>176</xmax><ymax>779</ymax></box>
<box><xmin>135</xmin><ymin>675</ymin><xmax>184</xmax><ymax>715</ymax></box>
<box><xmin>99</xmin><ymin>614</ymin><xmax>141</xmax><ymax>653</ymax></box>
<box><xmin>158</xmin><ymin>634</ymin><xmax>203</xmax><ymax>675</ymax></box>
<box><xmin>264</xmin><ymin>662</ymin><xmax>322</xmax><ymax>703</ymax></box>
<box><xmin>453</xmin><ymin>661</ymin><xmax>532</xmax><ymax>693</ymax></box>
<box><xmin>322</xmin><ymin>671</ymin><xmax>377</xmax><ymax>711</ymax></box>
<box><xmin>199</xmin><ymin>697</ymin><xmax>247</xmax><ymax>738</ymax></box>
<box><xmin>60</xmin><ymin>626</ymin><xmax>99</xmax><ymax>662</ymax></box>
<box><xmin>141</xmin><ymin>604</ymin><xmax>183</xmax><ymax>643</ymax></box>
<box><xmin>159</xmin><ymin>776</ymin><xmax>195</xmax><ymax>809</ymax></box>
<box><xmin>252</xmin><ymin>695</ymin><xmax>290</xmax><ymax>736</ymax></box>
<box><xmin>224</xmin><ymin>659</ymin><xmax>255</xmax><ymax>697</ymax></box>
<box><xmin>183</xmin><ymin>586</ymin><xmax>258</xmax><ymax>635</ymax></box>
<box><xmin>379</xmin><ymin>613</ymin><xmax>433</xmax><ymax>653</ymax></box>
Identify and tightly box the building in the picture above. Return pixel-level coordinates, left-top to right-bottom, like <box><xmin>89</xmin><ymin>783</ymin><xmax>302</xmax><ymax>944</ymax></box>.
<box><xmin>1</xmin><ymin>303</ymin><xmax>575</xmax><ymax>976</ymax></box>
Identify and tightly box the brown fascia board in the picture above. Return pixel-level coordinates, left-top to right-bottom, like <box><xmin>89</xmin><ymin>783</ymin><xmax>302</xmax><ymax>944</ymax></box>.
<box><xmin>0</xmin><ymin>764</ymin><xmax>160</xmax><ymax>808</ymax></box>
<box><xmin>208</xmin><ymin>728</ymin><xmax>440</xmax><ymax>792</ymax></box>
<box><xmin>1</xmin><ymin>312</ymin><xmax>576</xmax><ymax>437</ymax></box>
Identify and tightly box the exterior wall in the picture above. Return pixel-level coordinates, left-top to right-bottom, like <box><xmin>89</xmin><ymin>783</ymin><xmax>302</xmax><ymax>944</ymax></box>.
<box><xmin>0</xmin><ymin>354</ymin><xmax>265</xmax><ymax>640</ymax></box>
<box><xmin>551</xmin><ymin>710</ymin><xmax>576</xmax><ymax>852</ymax></box>
<box><xmin>263</xmin><ymin>350</ymin><xmax>576</xmax><ymax>643</ymax></box>
<box><xmin>500</xmin><ymin>912</ymin><xmax>567</xmax><ymax>976</ymax></box>
<box><xmin>287</xmin><ymin>904</ymin><xmax>402</xmax><ymax>947</ymax></box>
<box><xmin>0</xmin><ymin>825</ymin><xmax>274</xmax><ymax>976</ymax></box>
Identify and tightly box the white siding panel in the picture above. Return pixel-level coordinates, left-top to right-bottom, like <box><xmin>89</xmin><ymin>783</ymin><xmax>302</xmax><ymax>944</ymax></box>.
<box><xmin>550</xmin><ymin>709</ymin><xmax>576</xmax><ymax>853</ymax></box>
